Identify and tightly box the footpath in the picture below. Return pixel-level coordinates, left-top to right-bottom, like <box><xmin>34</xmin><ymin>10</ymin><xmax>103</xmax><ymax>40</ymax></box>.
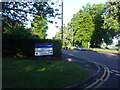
<box><xmin>61</xmin><ymin>53</ymin><xmax>108</xmax><ymax>88</ymax></box>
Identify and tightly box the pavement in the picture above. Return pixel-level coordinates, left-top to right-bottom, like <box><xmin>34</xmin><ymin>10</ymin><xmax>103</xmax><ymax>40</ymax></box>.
<box><xmin>62</xmin><ymin>53</ymin><xmax>98</xmax><ymax>75</ymax></box>
<box><xmin>61</xmin><ymin>53</ymin><xmax>109</xmax><ymax>89</ymax></box>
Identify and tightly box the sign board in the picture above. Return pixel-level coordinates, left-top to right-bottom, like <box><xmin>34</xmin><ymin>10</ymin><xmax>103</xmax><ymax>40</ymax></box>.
<box><xmin>35</xmin><ymin>43</ymin><xmax>53</xmax><ymax>56</ymax></box>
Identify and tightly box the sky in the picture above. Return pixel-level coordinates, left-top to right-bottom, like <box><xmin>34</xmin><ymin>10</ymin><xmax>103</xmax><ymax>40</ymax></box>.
<box><xmin>46</xmin><ymin>0</ymin><xmax>107</xmax><ymax>39</ymax></box>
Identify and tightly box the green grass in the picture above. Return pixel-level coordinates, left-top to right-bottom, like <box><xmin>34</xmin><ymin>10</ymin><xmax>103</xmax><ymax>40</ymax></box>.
<box><xmin>3</xmin><ymin>58</ymin><xmax>91</xmax><ymax>88</ymax></box>
<box><xmin>90</xmin><ymin>48</ymin><xmax>118</xmax><ymax>53</ymax></box>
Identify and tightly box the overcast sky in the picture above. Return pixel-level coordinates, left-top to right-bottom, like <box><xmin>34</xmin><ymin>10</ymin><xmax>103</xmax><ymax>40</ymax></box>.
<box><xmin>46</xmin><ymin>0</ymin><xmax>107</xmax><ymax>39</ymax></box>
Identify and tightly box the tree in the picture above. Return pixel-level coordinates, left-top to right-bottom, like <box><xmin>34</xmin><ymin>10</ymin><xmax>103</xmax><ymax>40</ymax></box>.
<box><xmin>62</xmin><ymin>4</ymin><xmax>105</xmax><ymax>48</ymax></box>
<box><xmin>55</xmin><ymin>3</ymin><xmax>119</xmax><ymax>48</ymax></box>
<box><xmin>2</xmin><ymin>1</ymin><xmax>62</xmax><ymax>39</ymax></box>
<box><xmin>3</xmin><ymin>22</ymin><xmax>33</xmax><ymax>38</ymax></box>
<box><xmin>86</xmin><ymin>4</ymin><xmax>105</xmax><ymax>48</ymax></box>
<box><xmin>62</xmin><ymin>26</ymin><xmax>73</xmax><ymax>46</ymax></box>
<box><xmin>54</xmin><ymin>31</ymin><xmax>61</xmax><ymax>40</ymax></box>
<box><xmin>83</xmin><ymin>3</ymin><xmax>116</xmax><ymax>48</ymax></box>
<box><xmin>31</xmin><ymin>12</ymin><xmax>48</xmax><ymax>39</ymax></box>
<box><xmin>102</xmin><ymin>0</ymin><xmax>120</xmax><ymax>44</ymax></box>
<box><xmin>55</xmin><ymin>7</ymin><xmax>94</xmax><ymax>48</ymax></box>
<box><xmin>2</xmin><ymin>2</ymin><xmax>54</xmax><ymax>25</ymax></box>
<box><xmin>68</xmin><ymin>10</ymin><xmax>94</xmax><ymax>48</ymax></box>
<box><xmin>54</xmin><ymin>25</ymin><xmax>73</xmax><ymax>46</ymax></box>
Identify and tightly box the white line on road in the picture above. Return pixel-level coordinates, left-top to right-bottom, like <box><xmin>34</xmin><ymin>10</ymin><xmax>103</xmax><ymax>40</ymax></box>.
<box><xmin>109</xmin><ymin>71</ymin><xmax>113</xmax><ymax>73</ymax></box>
<box><xmin>111</xmin><ymin>69</ymin><xmax>120</xmax><ymax>73</ymax></box>
<box><xmin>115</xmin><ymin>74</ymin><xmax>120</xmax><ymax>77</ymax></box>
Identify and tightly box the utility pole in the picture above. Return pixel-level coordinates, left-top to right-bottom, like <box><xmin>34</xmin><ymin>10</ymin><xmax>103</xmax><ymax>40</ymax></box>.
<box><xmin>72</xmin><ymin>27</ymin><xmax>74</xmax><ymax>46</ymax></box>
<box><xmin>61</xmin><ymin>0</ymin><xmax>63</xmax><ymax>46</ymax></box>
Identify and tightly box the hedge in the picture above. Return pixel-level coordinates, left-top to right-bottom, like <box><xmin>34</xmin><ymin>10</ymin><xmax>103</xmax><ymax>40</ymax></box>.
<box><xmin>2</xmin><ymin>34</ymin><xmax>62</xmax><ymax>58</ymax></box>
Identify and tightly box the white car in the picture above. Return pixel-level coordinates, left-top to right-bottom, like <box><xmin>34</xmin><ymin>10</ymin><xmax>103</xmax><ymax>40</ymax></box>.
<box><xmin>75</xmin><ymin>46</ymin><xmax>83</xmax><ymax>50</ymax></box>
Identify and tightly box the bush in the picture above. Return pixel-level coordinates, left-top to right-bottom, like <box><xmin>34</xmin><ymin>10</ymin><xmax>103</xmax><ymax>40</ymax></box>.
<box><xmin>2</xmin><ymin>34</ymin><xmax>62</xmax><ymax>58</ymax></box>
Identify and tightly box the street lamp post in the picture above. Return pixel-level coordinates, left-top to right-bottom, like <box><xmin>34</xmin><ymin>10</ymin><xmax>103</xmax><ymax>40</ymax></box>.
<box><xmin>61</xmin><ymin>0</ymin><xmax>63</xmax><ymax>46</ymax></box>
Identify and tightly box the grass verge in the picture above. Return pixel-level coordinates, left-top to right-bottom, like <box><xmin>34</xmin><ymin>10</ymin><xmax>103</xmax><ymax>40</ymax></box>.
<box><xmin>3</xmin><ymin>58</ymin><xmax>91</xmax><ymax>88</ymax></box>
<box><xmin>90</xmin><ymin>48</ymin><xmax>118</xmax><ymax>53</ymax></box>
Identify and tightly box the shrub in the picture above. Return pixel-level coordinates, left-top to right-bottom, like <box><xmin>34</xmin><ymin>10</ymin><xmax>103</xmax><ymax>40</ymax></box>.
<box><xmin>2</xmin><ymin>34</ymin><xmax>62</xmax><ymax>58</ymax></box>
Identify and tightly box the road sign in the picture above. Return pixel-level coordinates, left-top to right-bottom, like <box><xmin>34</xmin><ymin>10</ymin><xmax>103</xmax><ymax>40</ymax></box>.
<box><xmin>35</xmin><ymin>43</ymin><xmax>53</xmax><ymax>56</ymax></box>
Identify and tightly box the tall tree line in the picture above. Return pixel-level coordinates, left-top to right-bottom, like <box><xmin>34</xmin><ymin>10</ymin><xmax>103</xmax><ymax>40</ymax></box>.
<box><xmin>55</xmin><ymin>0</ymin><xmax>120</xmax><ymax>48</ymax></box>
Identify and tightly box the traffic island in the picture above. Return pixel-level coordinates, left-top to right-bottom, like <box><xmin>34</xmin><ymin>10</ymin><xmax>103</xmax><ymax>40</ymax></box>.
<box><xmin>2</xmin><ymin>58</ymin><xmax>91</xmax><ymax>88</ymax></box>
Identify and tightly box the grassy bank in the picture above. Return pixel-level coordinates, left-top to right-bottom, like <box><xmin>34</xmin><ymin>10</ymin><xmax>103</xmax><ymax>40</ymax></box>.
<box><xmin>90</xmin><ymin>48</ymin><xmax>118</xmax><ymax>53</ymax></box>
<box><xmin>3</xmin><ymin>58</ymin><xmax>91</xmax><ymax>88</ymax></box>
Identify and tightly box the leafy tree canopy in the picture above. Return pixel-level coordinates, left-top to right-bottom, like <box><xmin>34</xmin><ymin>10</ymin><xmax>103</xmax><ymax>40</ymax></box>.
<box><xmin>31</xmin><ymin>12</ymin><xmax>48</xmax><ymax>39</ymax></box>
<box><xmin>70</xmin><ymin>11</ymin><xmax>94</xmax><ymax>48</ymax></box>
<box><xmin>2</xmin><ymin>2</ymin><xmax>54</xmax><ymax>25</ymax></box>
<box><xmin>102</xmin><ymin>0</ymin><xmax>120</xmax><ymax>36</ymax></box>
<box><xmin>1</xmin><ymin>1</ymin><xmax>61</xmax><ymax>39</ymax></box>
<box><xmin>55</xmin><ymin>2</ymin><xmax>119</xmax><ymax>48</ymax></box>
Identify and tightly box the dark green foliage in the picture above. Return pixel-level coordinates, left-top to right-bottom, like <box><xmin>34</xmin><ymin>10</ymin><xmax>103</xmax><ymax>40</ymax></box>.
<box><xmin>31</xmin><ymin>13</ymin><xmax>48</xmax><ymax>39</ymax></box>
<box><xmin>102</xmin><ymin>0</ymin><xmax>120</xmax><ymax>45</ymax></box>
<box><xmin>2</xmin><ymin>1</ymin><xmax>61</xmax><ymax>40</ymax></box>
<box><xmin>72</xmin><ymin>12</ymin><xmax>94</xmax><ymax>48</ymax></box>
<box><xmin>2</xmin><ymin>2</ymin><xmax>54</xmax><ymax>25</ymax></box>
<box><xmin>88</xmin><ymin>4</ymin><xmax>105</xmax><ymax>48</ymax></box>
<box><xmin>2</xmin><ymin>34</ymin><xmax>62</xmax><ymax>58</ymax></box>
<box><xmin>2</xmin><ymin>2</ymin><xmax>62</xmax><ymax>58</ymax></box>
<box><xmin>3</xmin><ymin>22</ymin><xmax>33</xmax><ymax>38</ymax></box>
<box><xmin>102</xmin><ymin>0</ymin><xmax>120</xmax><ymax>34</ymax></box>
<box><xmin>60</xmin><ymin>10</ymin><xmax>94</xmax><ymax>48</ymax></box>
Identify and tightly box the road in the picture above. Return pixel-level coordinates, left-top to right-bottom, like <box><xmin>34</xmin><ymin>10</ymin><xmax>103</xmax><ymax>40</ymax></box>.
<box><xmin>62</xmin><ymin>49</ymin><xmax>120</xmax><ymax>88</ymax></box>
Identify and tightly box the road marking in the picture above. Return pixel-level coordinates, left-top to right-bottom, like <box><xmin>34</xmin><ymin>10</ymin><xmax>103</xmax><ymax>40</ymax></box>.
<box><xmin>110</xmin><ymin>69</ymin><xmax>120</xmax><ymax>77</ymax></box>
<box><xmin>111</xmin><ymin>69</ymin><xmax>120</xmax><ymax>73</ymax></box>
<box><xmin>115</xmin><ymin>74</ymin><xmax>120</xmax><ymax>77</ymax></box>
<box><xmin>109</xmin><ymin>71</ymin><xmax>113</xmax><ymax>73</ymax></box>
<box><xmin>86</xmin><ymin>80</ymin><xmax>99</xmax><ymax>88</ymax></box>
<box><xmin>86</xmin><ymin>64</ymin><xmax>110</xmax><ymax>88</ymax></box>
<box><xmin>85</xmin><ymin>64</ymin><xmax>90</xmax><ymax>67</ymax></box>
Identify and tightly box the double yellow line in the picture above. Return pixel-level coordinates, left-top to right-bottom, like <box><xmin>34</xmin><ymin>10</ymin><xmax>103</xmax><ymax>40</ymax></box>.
<box><xmin>86</xmin><ymin>63</ymin><xmax>110</xmax><ymax>89</ymax></box>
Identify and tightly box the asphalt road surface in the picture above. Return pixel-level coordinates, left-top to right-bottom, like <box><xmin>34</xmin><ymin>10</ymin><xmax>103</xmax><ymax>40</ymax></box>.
<box><xmin>63</xmin><ymin>49</ymin><xmax>120</xmax><ymax>88</ymax></box>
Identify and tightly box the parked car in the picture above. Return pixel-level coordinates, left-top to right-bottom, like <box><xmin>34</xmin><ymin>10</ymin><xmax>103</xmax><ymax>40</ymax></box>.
<box><xmin>63</xmin><ymin>46</ymin><xmax>68</xmax><ymax>50</ymax></box>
